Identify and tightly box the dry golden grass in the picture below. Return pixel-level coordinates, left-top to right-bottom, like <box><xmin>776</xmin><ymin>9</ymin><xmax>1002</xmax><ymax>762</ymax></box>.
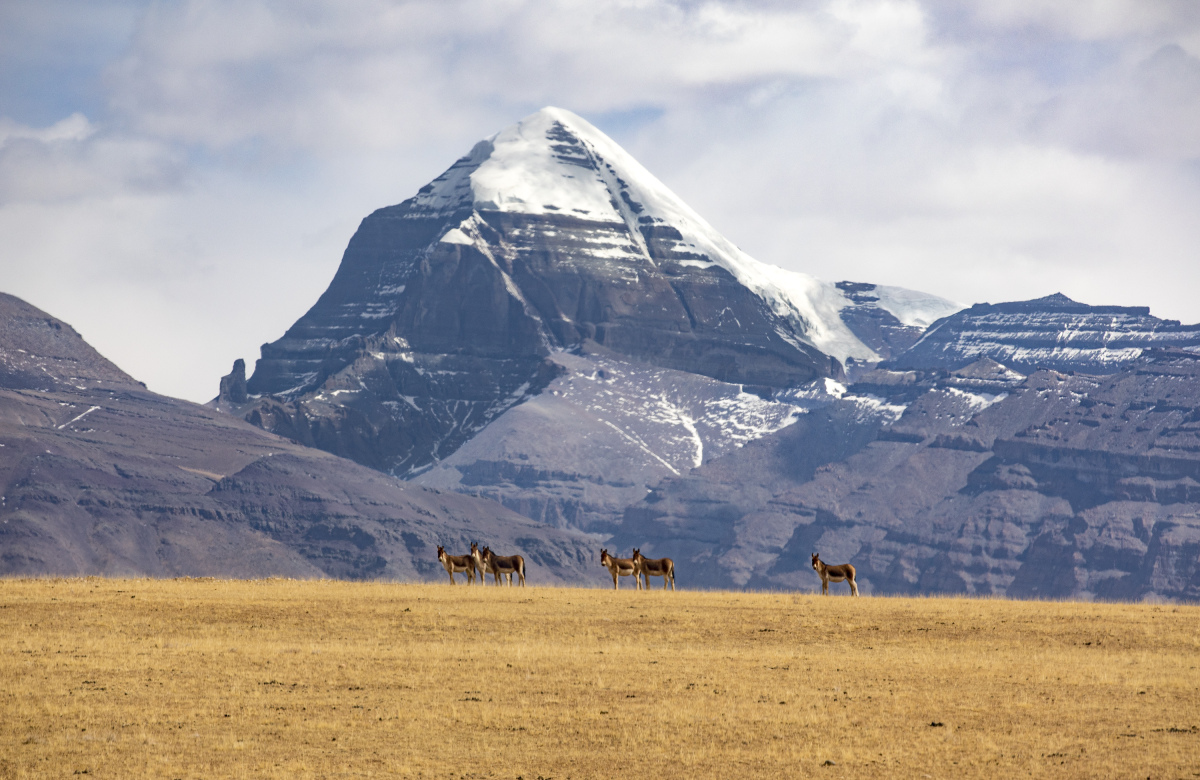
<box><xmin>1</xmin><ymin>578</ymin><xmax>1198</xmax><ymax>779</ymax></box>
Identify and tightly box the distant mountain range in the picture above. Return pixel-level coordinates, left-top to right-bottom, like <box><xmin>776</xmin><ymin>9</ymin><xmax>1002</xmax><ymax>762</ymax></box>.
<box><xmin>6</xmin><ymin>107</ymin><xmax>1200</xmax><ymax>601</ymax></box>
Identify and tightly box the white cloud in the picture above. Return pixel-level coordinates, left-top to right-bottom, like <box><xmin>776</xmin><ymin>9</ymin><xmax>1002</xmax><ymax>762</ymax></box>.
<box><xmin>1</xmin><ymin>0</ymin><xmax>1199</xmax><ymax>402</ymax></box>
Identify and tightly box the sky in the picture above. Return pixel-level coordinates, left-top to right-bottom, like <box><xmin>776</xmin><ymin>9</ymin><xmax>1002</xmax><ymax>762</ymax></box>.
<box><xmin>2</xmin><ymin>0</ymin><xmax>1199</xmax><ymax>403</ymax></box>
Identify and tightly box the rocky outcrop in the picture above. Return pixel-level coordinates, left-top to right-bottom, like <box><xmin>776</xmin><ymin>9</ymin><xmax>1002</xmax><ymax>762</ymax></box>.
<box><xmin>216</xmin><ymin>358</ymin><xmax>249</xmax><ymax>405</ymax></box>
<box><xmin>834</xmin><ymin>281</ymin><xmax>959</xmax><ymax>365</ymax></box>
<box><xmin>0</xmin><ymin>293</ymin><xmax>600</xmax><ymax>583</ymax></box>
<box><xmin>891</xmin><ymin>292</ymin><xmax>1200</xmax><ymax>374</ymax></box>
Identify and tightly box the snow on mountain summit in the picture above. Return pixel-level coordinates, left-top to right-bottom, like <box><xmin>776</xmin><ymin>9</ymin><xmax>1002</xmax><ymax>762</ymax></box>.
<box><xmin>419</xmin><ymin>106</ymin><xmax>957</xmax><ymax>364</ymax></box>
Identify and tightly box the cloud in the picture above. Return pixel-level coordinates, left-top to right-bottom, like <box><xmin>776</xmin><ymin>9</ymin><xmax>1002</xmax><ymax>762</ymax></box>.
<box><xmin>0</xmin><ymin>0</ymin><xmax>1199</xmax><ymax>402</ymax></box>
<box><xmin>0</xmin><ymin>113</ymin><xmax>184</xmax><ymax>204</ymax></box>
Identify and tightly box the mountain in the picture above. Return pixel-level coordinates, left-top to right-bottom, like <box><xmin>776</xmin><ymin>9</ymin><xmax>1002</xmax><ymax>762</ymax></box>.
<box><xmin>891</xmin><ymin>292</ymin><xmax>1200</xmax><ymax>374</ymax></box>
<box><xmin>412</xmin><ymin>340</ymin><xmax>816</xmax><ymax>533</ymax></box>
<box><xmin>0</xmin><ymin>292</ymin><xmax>598</xmax><ymax>582</ymax></box>
<box><xmin>612</xmin><ymin>349</ymin><xmax>1200</xmax><ymax>601</ymax></box>
<box><xmin>223</xmin><ymin>107</ymin><xmax>960</xmax><ymax>481</ymax></box>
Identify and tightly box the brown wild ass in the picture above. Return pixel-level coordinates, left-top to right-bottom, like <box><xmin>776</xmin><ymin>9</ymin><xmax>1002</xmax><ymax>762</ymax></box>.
<box><xmin>470</xmin><ymin>542</ymin><xmax>494</xmax><ymax>585</ymax></box>
<box><xmin>632</xmin><ymin>548</ymin><xmax>675</xmax><ymax>591</ymax></box>
<box><xmin>599</xmin><ymin>549</ymin><xmax>641</xmax><ymax>590</ymax></box>
<box><xmin>436</xmin><ymin>545</ymin><xmax>476</xmax><ymax>584</ymax></box>
<box><xmin>481</xmin><ymin>546</ymin><xmax>526</xmax><ymax>586</ymax></box>
<box><xmin>811</xmin><ymin>552</ymin><xmax>858</xmax><ymax>596</ymax></box>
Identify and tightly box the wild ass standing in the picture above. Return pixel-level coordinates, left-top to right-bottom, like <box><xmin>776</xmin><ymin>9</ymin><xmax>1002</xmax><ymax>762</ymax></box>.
<box><xmin>481</xmin><ymin>546</ymin><xmax>526</xmax><ymax>587</ymax></box>
<box><xmin>436</xmin><ymin>545</ymin><xmax>476</xmax><ymax>584</ymax></box>
<box><xmin>632</xmin><ymin>548</ymin><xmax>675</xmax><ymax>591</ymax></box>
<box><xmin>470</xmin><ymin>542</ymin><xmax>494</xmax><ymax>585</ymax></box>
<box><xmin>811</xmin><ymin>553</ymin><xmax>859</xmax><ymax>596</ymax></box>
<box><xmin>600</xmin><ymin>549</ymin><xmax>641</xmax><ymax>590</ymax></box>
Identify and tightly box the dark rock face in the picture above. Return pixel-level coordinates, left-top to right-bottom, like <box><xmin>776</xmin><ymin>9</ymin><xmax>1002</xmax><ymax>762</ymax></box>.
<box><xmin>613</xmin><ymin>352</ymin><xmax>1200</xmax><ymax>601</ymax></box>
<box><xmin>0</xmin><ymin>293</ymin><xmax>600</xmax><ymax>583</ymax></box>
<box><xmin>232</xmin><ymin>109</ymin><xmax>850</xmax><ymax>477</ymax></box>
<box><xmin>217</xmin><ymin>358</ymin><xmax>248</xmax><ymax>405</ymax></box>
<box><xmin>834</xmin><ymin>281</ymin><xmax>928</xmax><ymax>363</ymax></box>
<box><xmin>892</xmin><ymin>292</ymin><xmax>1200</xmax><ymax>375</ymax></box>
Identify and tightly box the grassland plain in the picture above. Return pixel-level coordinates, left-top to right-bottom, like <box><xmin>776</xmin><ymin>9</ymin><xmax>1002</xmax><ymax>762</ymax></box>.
<box><xmin>1</xmin><ymin>578</ymin><xmax>1198</xmax><ymax>779</ymax></box>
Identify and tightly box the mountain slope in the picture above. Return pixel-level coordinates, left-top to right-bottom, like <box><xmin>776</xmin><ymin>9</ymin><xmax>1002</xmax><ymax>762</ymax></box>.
<box><xmin>227</xmin><ymin>107</ymin><xmax>958</xmax><ymax>478</ymax></box>
<box><xmin>613</xmin><ymin>350</ymin><xmax>1200</xmax><ymax>601</ymax></box>
<box><xmin>0</xmin><ymin>293</ymin><xmax>598</xmax><ymax>582</ymax></box>
<box><xmin>413</xmin><ymin>341</ymin><xmax>809</xmax><ymax>533</ymax></box>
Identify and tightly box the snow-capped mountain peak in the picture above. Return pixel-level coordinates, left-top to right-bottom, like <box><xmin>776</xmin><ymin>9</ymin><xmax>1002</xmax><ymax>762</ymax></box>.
<box><xmin>241</xmin><ymin>106</ymin><xmax>959</xmax><ymax>477</ymax></box>
<box><xmin>414</xmin><ymin>106</ymin><xmax>960</xmax><ymax>364</ymax></box>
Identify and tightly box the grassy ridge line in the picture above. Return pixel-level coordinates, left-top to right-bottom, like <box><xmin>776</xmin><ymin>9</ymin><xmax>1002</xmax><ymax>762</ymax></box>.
<box><xmin>1</xmin><ymin>579</ymin><xmax>1198</xmax><ymax>779</ymax></box>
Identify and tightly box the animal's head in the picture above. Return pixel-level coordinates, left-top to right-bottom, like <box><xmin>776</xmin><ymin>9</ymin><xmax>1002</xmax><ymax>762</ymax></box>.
<box><xmin>632</xmin><ymin>548</ymin><xmax>642</xmax><ymax>561</ymax></box>
<box><xmin>437</xmin><ymin>545</ymin><xmax>446</xmax><ymax>560</ymax></box>
<box><xmin>811</xmin><ymin>553</ymin><xmax>821</xmax><ymax>570</ymax></box>
<box><xmin>470</xmin><ymin>542</ymin><xmax>478</xmax><ymax>553</ymax></box>
<box><xmin>600</xmin><ymin>548</ymin><xmax>609</xmax><ymax>564</ymax></box>
<box><xmin>482</xmin><ymin>546</ymin><xmax>492</xmax><ymax>558</ymax></box>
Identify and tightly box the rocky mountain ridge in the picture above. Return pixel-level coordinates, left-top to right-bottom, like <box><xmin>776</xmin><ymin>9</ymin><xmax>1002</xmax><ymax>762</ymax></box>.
<box><xmin>0</xmin><ymin>293</ymin><xmax>600</xmax><ymax>582</ymax></box>
<box><xmin>892</xmin><ymin>292</ymin><xmax>1200</xmax><ymax>374</ymax></box>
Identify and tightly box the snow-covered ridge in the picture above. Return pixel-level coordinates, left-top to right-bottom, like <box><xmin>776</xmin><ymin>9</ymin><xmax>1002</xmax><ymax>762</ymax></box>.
<box><xmin>422</xmin><ymin>106</ymin><xmax>957</xmax><ymax>365</ymax></box>
<box><xmin>864</xmin><ymin>284</ymin><xmax>963</xmax><ymax>329</ymax></box>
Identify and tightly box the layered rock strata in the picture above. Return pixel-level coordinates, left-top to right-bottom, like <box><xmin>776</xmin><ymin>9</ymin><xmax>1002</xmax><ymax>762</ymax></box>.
<box><xmin>615</xmin><ymin>352</ymin><xmax>1200</xmax><ymax>601</ymax></box>
<box><xmin>893</xmin><ymin>292</ymin><xmax>1200</xmax><ymax>374</ymax></box>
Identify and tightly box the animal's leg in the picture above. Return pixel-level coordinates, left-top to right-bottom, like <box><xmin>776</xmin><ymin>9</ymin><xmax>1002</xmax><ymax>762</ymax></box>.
<box><xmin>822</xmin><ymin>577</ymin><xmax>829</xmax><ymax>595</ymax></box>
<box><xmin>849</xmin><ymin>577</ymin><xmax>859</xmax><ymax>597</ymax></box>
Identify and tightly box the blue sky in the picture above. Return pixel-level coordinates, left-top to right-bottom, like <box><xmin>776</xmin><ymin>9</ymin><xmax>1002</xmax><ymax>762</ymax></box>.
<box><xmin>2</xmin><ymin>0</ymin><xmax>1199</xmax><ymax>401</ymax></box>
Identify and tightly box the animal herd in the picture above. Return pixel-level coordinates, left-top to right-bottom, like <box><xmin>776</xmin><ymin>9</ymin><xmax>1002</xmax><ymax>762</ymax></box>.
<box><xmin>438</xmin><ymin>544</ymin><xmax>860</xmax><ymax>596</ymax></box>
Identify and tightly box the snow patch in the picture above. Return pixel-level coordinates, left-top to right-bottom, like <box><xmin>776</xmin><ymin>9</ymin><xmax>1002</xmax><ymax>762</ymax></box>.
<box><xmin>943</xmin><ymin>387</ymin><xmax>1009</xmax><ymax>411</ymax></box>
<box><xmin>57</xmin><ymin>405</ymin><xmax>100</xmax><ymax>430</ymax></box>
<box><xmin>843</xmin><ymin>395</ymin><xmax>908</xmax><ymax>424</ymax></box>
<box><xmin>440</xmin><ymin>227</ymin><xmax>474</xmax><ymax>245</ymax></box>
<box><xmin>866</xmin><ymin>285</ymin><xmax>964</xmax><ymax>328</ymax></box>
